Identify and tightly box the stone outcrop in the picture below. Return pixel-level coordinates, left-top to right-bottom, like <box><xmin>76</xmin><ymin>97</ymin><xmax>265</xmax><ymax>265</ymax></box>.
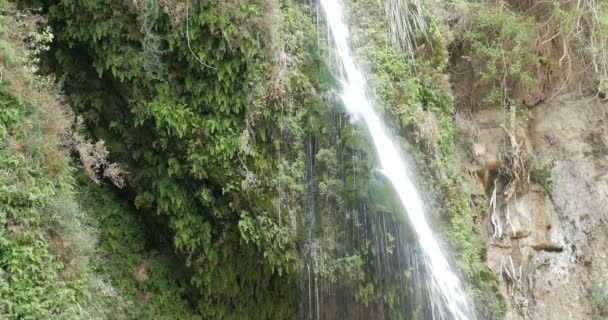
<box><xmin>460</xmin><ymin>93</ymin><xmax>608</xmax><ymax>319</ymax></box>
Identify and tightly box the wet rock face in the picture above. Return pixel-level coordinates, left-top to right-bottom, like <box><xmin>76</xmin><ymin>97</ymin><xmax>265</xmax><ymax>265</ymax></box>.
<box><xmin>461</xmin><ymin>93</ymin><xmax>608</xmax><ymax>319</ymax></box>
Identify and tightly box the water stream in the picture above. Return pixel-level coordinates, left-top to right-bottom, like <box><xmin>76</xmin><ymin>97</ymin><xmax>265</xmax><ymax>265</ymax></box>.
<box><xmin>319</xmin><ymin>0</ymin><xmax>475</xmax><ymax>319</ymax></box>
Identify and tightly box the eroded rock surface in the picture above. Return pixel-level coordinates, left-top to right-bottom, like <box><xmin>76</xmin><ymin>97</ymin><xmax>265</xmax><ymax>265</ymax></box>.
<box><xmin>461</xmin><ymin>94</ymin><xmax>608</xmax><ymax>319</ymax></box>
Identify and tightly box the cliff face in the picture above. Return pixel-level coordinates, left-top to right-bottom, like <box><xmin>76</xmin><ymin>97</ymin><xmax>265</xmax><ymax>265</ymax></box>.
<box><xmin>446</xmin><ymin>1</ymin><xmax>608</xmax><ymax>317</ymax></box>
<box><xmin>524</xmin><ymin>94</ymin><xmax>607</xmax><ymax>319</ymax></box>
<box><xmin>457</xmin><ymin>93</ymin><xmax>607</xmax><ymax>319</ymax></box>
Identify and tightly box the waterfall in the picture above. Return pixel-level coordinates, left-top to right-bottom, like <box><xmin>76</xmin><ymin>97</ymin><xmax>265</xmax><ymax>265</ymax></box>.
<box><xmin>319</xmin><ymin>0</ymin><xmax>475</xmax><ymax>319</ymax></box>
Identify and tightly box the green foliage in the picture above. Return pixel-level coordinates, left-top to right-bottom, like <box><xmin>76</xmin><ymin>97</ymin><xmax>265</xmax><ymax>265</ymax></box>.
<box><xmin>591</xmin><ymin>280</ymin><xmax>608</xmax><ymax>319</ymax></box>
<box><xmin>40</xmin><ymin>0</ymin><xmax>325</xmax><ymax>317</ymax></box>
<box><xmin>532</xmin><ymin>159</ymin><xmax>556</xmax><ymax>195</ymax></box>
<box><xmin>76</xmin><ymin>174</ymin><xmax>199</xmax><ymax>319</ymax></box>
<box><xmin>0</xmin><ymin>6</ymin><xmax>77</xmax><ymax>316</ymax></box>
<box><xmin>464</xmin><ymin>1</ymin><xmax>540</xmax><ymax>108</ymax></box>
<box><xmin>0</xmin><ymin>3</ymin><xmax>197</xmax><ymax>318</ymax></box>
<box><xmin>460</xmin><ymin>0</ymin><xmax>608</xmax><ymax>109</ymax></box>
<box><xmin>549</xmin><ymin>0</ymin><xmax>608</xmax><ymax>89</ymax></box>
<box><xmin>600</xmin><ymin>80</ymin><xmax>608</xmax><ymax>98</ymax></box>
<box><xmin>31</xmin><ymin>0</ymin><xmax>507</xmax><ymax>317</ymax></box>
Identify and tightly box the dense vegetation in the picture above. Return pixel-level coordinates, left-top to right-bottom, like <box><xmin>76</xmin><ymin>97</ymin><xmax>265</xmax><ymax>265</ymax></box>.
<box><xmin>0</xmin><ymin>1</ymin><xmax>197</xmax><ymax>317</ymax></box>
<box><xmin>1</xmin><ymin>0</ymin><xmax>516</xmax><ymax>319</ymax></box>
<box><xmin>14</xmin><ymin>0</ymin><xmax>603</xmax><ymax>318</ymax></box>
<box><xmin>37</xmin><ymin>0</ymin><xmax>321</xmax><ymax>317</ymax></box>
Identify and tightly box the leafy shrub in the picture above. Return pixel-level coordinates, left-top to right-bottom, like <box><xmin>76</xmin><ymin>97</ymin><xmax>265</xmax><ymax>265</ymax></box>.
<box><xmin>464</xmin><ymin>2</ymin><xmax>540</xmax><ymax>108</ymax></box>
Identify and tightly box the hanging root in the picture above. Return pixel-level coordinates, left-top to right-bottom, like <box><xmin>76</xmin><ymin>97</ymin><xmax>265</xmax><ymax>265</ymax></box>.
<box><xmin>490</xmin><ymin>179</ymin><xmax>503</xmax><ymax>239</ymax></box>
<box><xmin>500</xmin><ymin>255</ymin><xmax>522</xmax><ymax>297</ymax></box>
<box><xmin>500</xmin><ymin>255</ymin><xmax>531</xmax><ymax>318</ymax></box>
<box><xmin>490</xmin><ymin>105</ymin><xmax>535</xmax><ymax>239</ymax></box>
<box><xmin>499</xmin><ymin>112</ymin><xmax>533</xmax><ymax>201</ymax></box>
<box><xmin>490</xmin><ymin>180</ymin><xmax>517</xmax><ymax>239</ymax></box>
<box><xmin>505</xmin><ymin>202</ymin><xmax>516</xmax><ymax>236</ymax></box>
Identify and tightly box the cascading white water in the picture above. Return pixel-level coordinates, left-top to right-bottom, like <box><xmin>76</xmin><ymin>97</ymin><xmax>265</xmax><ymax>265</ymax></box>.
<box><xmin>319</xmin><ymin>1</ymin><xmax>475</xmax><ymax>319</ymax></box>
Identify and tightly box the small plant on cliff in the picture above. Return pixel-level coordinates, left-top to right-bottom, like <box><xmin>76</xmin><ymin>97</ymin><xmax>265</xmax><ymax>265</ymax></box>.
<box><xmin>599</xmin><ymin>80</ymin><xmax>608</xmax><ymax>100</ymax></box>
<box><xmin>531</xmin><ymin>159</ymin><xmax>556</xmax><ymax>196</ymax></box>
<box><xmin>591</xmin><ymin>281</ymin><xmax>608</xmax><ymax>319</ymax></box>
